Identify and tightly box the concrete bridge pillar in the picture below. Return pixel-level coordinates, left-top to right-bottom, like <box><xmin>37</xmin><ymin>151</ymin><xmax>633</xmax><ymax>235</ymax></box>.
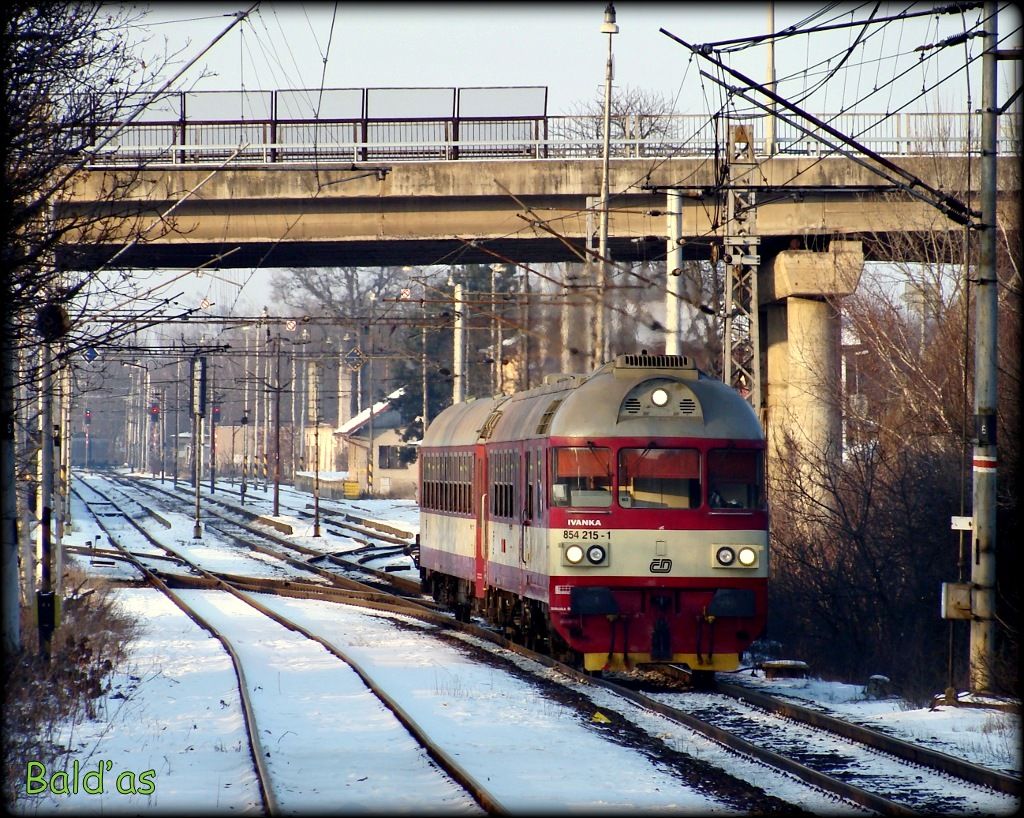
<box><xmin>759</xmin><ymin>241</ymin><xmax>864</xmax><ymax>484</ymax></box>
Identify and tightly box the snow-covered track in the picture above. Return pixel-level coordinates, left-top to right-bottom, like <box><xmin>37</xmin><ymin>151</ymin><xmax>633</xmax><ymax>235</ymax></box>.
<box><xmin>72</xmin><ymin>482</ymin><xmax>280</xmax><ymax>813</ymax></box>
<box><xmin>111</xmin><ymin>473</ymin><xmax>423</xmax><ymax>595</ymax></box>
<box><xmin>73</xmin><ymin>478</ymin><xmax>505</xmax><ymax>813</ymax></box>
<box><xmin>711</xmin><ymin>675</ymin><xmax>1022</xmax><ymax>798</ymax></box>
<box><xmin>608</xmin><ymin>667</ymin><xmax>1020</xmax><ymax>816</ymax></box>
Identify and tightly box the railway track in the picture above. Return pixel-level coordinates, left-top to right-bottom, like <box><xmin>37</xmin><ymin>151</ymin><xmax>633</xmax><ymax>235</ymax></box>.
<box><xmin>71</xmin><ymin>472</ymin><xmax>1020</xmax><ymax>814</ymax></box>
<box><xmin>111</xmin><ymin>474</ymin><xmax>422</xmax><ymax>590</ymax></box>
<box><xmin>81</xmin><ymin>473</ymin><xmax>425</xmax><ymax>598</ymax></box>
<box><xmin>71</xmin><ymin>478</ymin><xmax>505</xmax><ymax>813</ymax></box>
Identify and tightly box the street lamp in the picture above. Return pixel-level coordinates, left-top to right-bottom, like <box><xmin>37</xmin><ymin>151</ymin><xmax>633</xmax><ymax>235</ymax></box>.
<box><xmin>596</xmin><ymin>2</ymin><xmax>618</xmax><ymax>369</ymax></box>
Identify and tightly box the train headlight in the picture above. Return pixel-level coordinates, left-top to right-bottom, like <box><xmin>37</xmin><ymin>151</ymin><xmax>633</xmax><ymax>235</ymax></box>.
<box><xmin>586</xmin><ymin>544</ymin><xmax>607</xmax><ymax>565</ymax></box>
<box><xmin>738</xmin><ymin>546</ymin><xmax>758</xmax><ymax>567</ymax></box>
<box><xmin>565</xmin><ymin>544</ymin><xmax>585</xmax><ymax>564</ymax></box>
<box><xmin>651</xmin><ymin>387</ymin><xmax>670</xmax><ymax>407</ymax></box>
<box><xmin>715</xmin><ymin>546</ymin><xmax>736</xmax><ymax>567</ymax></box>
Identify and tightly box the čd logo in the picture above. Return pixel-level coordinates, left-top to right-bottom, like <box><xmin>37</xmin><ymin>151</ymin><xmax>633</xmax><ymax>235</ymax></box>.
<box><xmin>649</xmin><ymin>558</ymin><xmax>672</xmax><ymax>573</ymax></box>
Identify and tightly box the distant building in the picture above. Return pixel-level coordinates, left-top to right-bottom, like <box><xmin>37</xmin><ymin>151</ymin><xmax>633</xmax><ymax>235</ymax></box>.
<box><xmin>337</xmin><ymin>387</ymin><xmax>418</xmax><ymax>499</ymax></box>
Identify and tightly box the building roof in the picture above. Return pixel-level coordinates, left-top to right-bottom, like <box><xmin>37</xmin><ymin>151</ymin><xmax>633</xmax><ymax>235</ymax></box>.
<box><xmin>337</xmin><ymin>387</ymin><xmax>406</xmax><ymax>436</ymax></box>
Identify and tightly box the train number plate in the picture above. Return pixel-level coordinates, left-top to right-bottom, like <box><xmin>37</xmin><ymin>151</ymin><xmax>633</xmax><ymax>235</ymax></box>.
<box><xmin>561</xmin><ymin>529</ymin><xmax>609</xmax><ymax>541</ymax></box>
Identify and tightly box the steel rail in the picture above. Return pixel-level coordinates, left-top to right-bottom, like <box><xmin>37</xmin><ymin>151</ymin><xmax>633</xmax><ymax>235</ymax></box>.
<box><xmin>69</xmin><ymin>482</ymin><xmax>280</xmax><ymax>815</ymax></box>
<box><xmin>135</xmin><ymin>475</ymin><xmax>423</xmax><ymax>594</ymax></box>
<box><xmin>75</xmin><ymin>476</ymin><xmax>509</xmax><ymax>813</ymax></box>
<box><xmin>712</xmin><ymin>677</ymin><xmax>1021</xmax><ymax>797</ymax></box>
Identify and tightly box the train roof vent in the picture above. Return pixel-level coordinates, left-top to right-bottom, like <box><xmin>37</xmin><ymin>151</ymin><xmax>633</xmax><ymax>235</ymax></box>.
<box><xmin>679</xmin><ymin>397</ymin><xmax>698</xmax><ymax>415</ymax></box>
<box><xmin>616</xmin><ymin>353</ymin><xmax>694</xmax><ymax>370</ymax></box>
<box><xmin>478</xmin><ymin>409</ymin><xmax>503</xmax><ymax>440</ymax></box>
<box><xmin>536</xmin><ymin>398</ymin><xmax>563</xmax><ymax>435</ymax></box>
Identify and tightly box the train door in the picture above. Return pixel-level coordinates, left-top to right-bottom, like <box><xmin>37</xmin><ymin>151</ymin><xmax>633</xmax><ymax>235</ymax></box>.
<box><xmin>520</xmin><ymin>446</ymin><xmax>533</xmax><ymax>571</ymax></box>
<box><xmin>474</xmin><ymin>443</ymin><xmax>488</xmax><ymax>598</ymax></box>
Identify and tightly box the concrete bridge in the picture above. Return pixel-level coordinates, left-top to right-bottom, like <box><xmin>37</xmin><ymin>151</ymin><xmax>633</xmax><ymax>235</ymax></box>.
<box><xmin>56</xmin><ymin>95</ymin><xmax>1018</xmax><ymax>271</ymax></box>
<box><xmin>60</xmin><ymin>152</ymin><xmax>1017</xmax><ymax>272</ymax></box>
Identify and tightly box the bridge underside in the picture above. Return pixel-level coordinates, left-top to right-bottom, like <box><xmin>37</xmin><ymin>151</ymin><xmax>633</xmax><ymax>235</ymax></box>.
<box><xmin>56</xmin><ymin>232</ymin><xmax>956</xmax><ymax>271</ymax></box>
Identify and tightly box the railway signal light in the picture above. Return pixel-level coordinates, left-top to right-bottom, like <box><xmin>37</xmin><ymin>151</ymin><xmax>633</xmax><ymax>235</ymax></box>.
<box><xmin>84</xmin><ymin>409</ymin><xmax>91</xmax><ymax>425</ymax></box>
<box><xmin>150</xmin><ymin>402</ymin><xmax>160</xmax><ymax>423</ymax></box>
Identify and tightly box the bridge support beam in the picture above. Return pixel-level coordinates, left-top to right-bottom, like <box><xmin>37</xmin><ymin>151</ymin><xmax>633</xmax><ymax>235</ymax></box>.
<box><xmin>759</xmin><ymin>241</ymin><xmax>863</xmax><ymax>494</ymax></box>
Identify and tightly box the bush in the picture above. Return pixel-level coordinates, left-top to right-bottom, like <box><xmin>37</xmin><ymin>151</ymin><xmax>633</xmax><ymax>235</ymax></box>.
<box><xmin>2</xmin><ymin>571</ymin><xmax>137</xmax><ymax>808</ymax></box>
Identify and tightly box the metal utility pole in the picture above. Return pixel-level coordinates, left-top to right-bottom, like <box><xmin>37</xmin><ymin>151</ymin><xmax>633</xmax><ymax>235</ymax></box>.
<box><xmin>160</xmin><ymin>388</ymin><xmax>167</xmax><ymax>482</ymax></box>
<box><xmin>190</xmin><ymin>356</ymin><xmax>206</xmax><ymax>539</ymax></box>
<box><xmin>490</xmin><ymin>264</ymin><xmax>506</xmax><ymax>393</ymax></box>
<box><xmin>37</xmin><ymin>343</ymin><xmax>56</xmax><ymax>655</ymax></box>
<box><xmin>272</xmin><ymin>334</ymin><xmax>282</xmax><ymax>516</ymax></box>
<box><xmin>208</xmin><ymin>368</ymin><xmax>217</xmax><ymax>493</ymax></box>
<box><xmin>366</xmin><ymin>294</ymin><xmax>376</xmax><ymax>497</ymax></box>
<box><xmin>723</xmin><ymin>123</ymin><xmax>762</xmax><ymax>411</ymax></box>
<box><xmin>665</xmin><ymin>189</ymin><xmax>684</xmax><ymax>355</ymax></box>
<box><xmin>452</xmin><ymin>281</ymin><xmax>465</xmax><ymax>403</ymax></box>
<box><xmin>173</xmin><ymin>361</ymin><xmax>180</xmax><ymax>487</ymax></box>
<box><xmin>308</xmin><ymin>359</ymin><xmax>322</xmax><ymax>537</ymax></box>
<box><xmin>240</xmin><ymin>407</ymin><xmax>249</xmax><ymax>505</ymax></box>
<box><xmin>1</xmin><ymin>320</ymin><xmax>19</xmax><ymax>654</ymax></box>
<box><xmin>969</xmin><ymin>1</ymin><xmax>999</xmax><ymax>693</ymax></box>
<box><xmin>421</xmin><ymin>295</ymin><xmax>429</xmax><ymax>434</ymax></box>
<box><xmin>765</xmin><ymin>1</ymin><xmax>777</xmax><ymax>156</ymax></box>
<box><xmin>596</xmin><ymin>2</ymin><xmax>618</xmax><ymax>369</ymax></box>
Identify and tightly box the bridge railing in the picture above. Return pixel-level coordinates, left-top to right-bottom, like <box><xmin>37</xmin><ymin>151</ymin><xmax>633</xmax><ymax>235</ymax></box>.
<box><xmin>83</xmin><ymin>103</ymin><xmax>1018</xmax><ymax>165</ymax></box>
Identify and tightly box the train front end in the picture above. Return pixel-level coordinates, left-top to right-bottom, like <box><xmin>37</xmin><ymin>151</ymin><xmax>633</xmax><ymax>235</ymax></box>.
<box><xmin>543</xmin><ymin>354</ymin><xmax>768</xmax><ymax>674</ymax></box>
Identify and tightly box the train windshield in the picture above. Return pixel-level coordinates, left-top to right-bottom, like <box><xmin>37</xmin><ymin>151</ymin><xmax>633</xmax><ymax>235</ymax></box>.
<box><xmin>707</xmin><ymin>448</ymin><xmax>764</xmax><ymax>510</ymax></box>
<box><xmin>617</xmin><ymin>448</ymin><xmax>700</xmax><ymax>509</ymax></box>
<box><xmin>551</xmin><ymin>446</ymin><xmax>612</xmax><ymax>507</ymax></box>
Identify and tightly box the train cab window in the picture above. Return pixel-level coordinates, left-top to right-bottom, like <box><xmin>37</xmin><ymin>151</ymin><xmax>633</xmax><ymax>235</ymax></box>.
<box><xmin>551</xmin><ymin>446</ymin><xmax>612</xmax><ymax>508</ymax></box>
<box><xmin>617</xmin><ymin>447</ymin><xmax>700</xmax><ymax>509</ymax></box>
<box><xmin>707</xmin><ymin>449</ymin><xmax>764</xmax><ymax>510</ymax></box>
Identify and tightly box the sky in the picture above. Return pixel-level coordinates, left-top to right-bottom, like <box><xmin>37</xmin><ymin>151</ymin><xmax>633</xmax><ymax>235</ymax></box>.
<box><xmin>128</xmin><ymin>2</ymin><xmax>1022</xmax><ymax>115</ymax></box>
<box><xmin>17</xmin><ymin>472</ymin><xmax>1021</xmax><ymax>813</ymax></box>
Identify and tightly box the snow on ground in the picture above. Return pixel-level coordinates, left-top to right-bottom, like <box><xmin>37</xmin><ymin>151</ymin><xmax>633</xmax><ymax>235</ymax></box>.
<box><xmin>17</xmin><ymin>473</ymin><xmax>1018</xmax><ymax>815</ymax></box>
<box><xmin>727</xmin><ymin>672</ymin><xmax>1021</xmax><ymax>778</ymax></box>
<box><xmin>17</xmin><ymin>589</ymin><xmax>260</xmax><ymax>814</ymax></box>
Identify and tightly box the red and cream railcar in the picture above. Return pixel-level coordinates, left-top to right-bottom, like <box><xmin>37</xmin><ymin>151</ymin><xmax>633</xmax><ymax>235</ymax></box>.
<box><xmin>418</xmin><ymin>353</ymin><xmax>768</xmax><ymax>673</ymax></box>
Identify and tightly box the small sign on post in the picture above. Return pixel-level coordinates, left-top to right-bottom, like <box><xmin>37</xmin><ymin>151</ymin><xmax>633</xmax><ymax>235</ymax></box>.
<box><xmin>941</xmin><ymin>582</ymin><xmax>972</xmax><ymax>620</ymax></box>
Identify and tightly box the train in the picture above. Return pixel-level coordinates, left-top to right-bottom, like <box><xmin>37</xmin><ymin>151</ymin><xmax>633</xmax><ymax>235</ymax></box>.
<box><xmin>417</xmin><ymin>352</ymin><xmax>768</xmax><ymax>676</ymax></box>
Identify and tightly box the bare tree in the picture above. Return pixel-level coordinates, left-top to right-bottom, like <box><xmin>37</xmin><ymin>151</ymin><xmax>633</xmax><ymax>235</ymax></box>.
<box><xmin>767</xmin><ymin>182</ymin><xmax>1020</xmax><ymax>697</ymax></box>
<box><xmin>557</xmin><ymin>85</ymin><xmax>679</xmax><ymax>152</ymax></box>
<box><xmin>2</xmin><ymin>3</ymin><xmax>179</xmax><ymax>653</ymax></box>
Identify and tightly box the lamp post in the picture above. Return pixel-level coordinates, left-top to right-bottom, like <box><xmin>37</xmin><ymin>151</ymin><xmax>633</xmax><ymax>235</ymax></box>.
<box><xmin>596</xmin><ymin>2</ymin><xmax>618</xmax><ymax>369</ymax></box>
